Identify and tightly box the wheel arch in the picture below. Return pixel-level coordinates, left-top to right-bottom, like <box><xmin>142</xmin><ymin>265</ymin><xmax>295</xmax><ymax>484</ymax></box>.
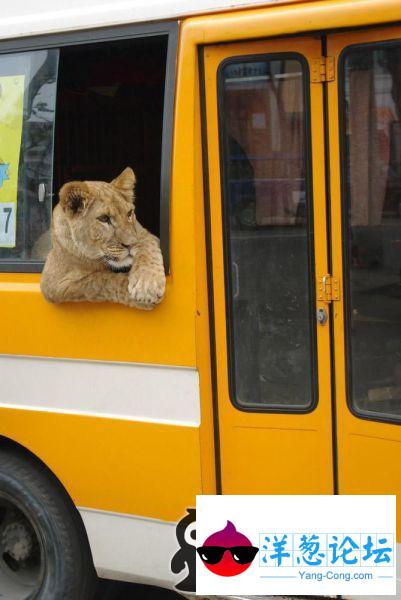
<box><xmin>0</xmin><ymin>433</ymin><xmax>95</xmax><ymax>568</ymax></box>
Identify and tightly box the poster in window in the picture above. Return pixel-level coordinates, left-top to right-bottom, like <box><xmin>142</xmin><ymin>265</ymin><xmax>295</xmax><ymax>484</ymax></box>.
<box><xmin>0</xmin><ymin>75</ymin><xmax>25</xmax><ymax>248</ymax></box>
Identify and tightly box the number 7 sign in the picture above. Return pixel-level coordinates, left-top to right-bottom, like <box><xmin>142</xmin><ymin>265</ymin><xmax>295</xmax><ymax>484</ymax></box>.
<box><xmin>0</xmin><ymin>203</ymin><xmax>16</xmax><ymax>247</ymax></box>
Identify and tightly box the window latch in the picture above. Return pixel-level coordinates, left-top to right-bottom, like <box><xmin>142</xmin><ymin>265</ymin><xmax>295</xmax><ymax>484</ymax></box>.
<box><xmin>38</xmin><ymin>182</ymin><xmax>46</xmax><ymax>203</ymax></box>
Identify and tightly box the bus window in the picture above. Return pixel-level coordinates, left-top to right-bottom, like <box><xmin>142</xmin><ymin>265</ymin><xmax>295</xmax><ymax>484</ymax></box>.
<box><xmin>0</xmin><ymin>34</ymin><xmax>169</xmax><ymax>270</ymax></box>
<box><xmin>342</xmin><ymin>42</ymin><xmax>401</xmax><ymax>422</ymax></box>
<box><xmin>218</xmin><ymin>56</ymin><xmax>316</xmax><ymax>410</ymax></box>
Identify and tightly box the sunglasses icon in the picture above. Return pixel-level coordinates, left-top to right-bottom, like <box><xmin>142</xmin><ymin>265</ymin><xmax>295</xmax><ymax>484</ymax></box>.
<box><xmin>197</xmin><ymin>545</ymin><xmax>259</xmax><ymax>565</ymax></box>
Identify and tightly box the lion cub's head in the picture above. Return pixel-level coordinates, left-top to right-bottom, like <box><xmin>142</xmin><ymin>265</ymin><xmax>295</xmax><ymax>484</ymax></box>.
<box><xmin>58</xmin><ymin>167</ymin><xmax>138</xmax><ymax>271</ymax></box>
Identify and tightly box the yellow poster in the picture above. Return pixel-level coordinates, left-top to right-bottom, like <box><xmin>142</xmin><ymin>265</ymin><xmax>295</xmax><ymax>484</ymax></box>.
<box><xmin>0</xmin><ymin>75</ymin><xmax>25</xmax><ymax>248</ymax></box>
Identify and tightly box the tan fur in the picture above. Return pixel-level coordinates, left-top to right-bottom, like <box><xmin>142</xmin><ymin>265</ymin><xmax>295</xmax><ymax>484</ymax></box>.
<box><xmin>40</xmin><ymin>168</ymin><xmax>166</xmax><ymax>309</ymax></box>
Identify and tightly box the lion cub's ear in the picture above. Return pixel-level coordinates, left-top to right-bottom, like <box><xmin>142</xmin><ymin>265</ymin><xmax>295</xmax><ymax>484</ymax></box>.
<box><xmin>59</xmin><ymin>182</ymin><xmax>92</xmax><ymax>217</ymax></box>
<box><xmin>110</xmin><ymin>167</ymin><xmax>136</xmax><ymax>201</ymax></box>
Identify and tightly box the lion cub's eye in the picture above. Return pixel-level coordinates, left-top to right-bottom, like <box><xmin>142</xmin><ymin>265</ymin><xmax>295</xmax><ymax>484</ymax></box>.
<box><xmin>127</xmin><ymin>209</ymin><xmax>134</xmax><ymax>220</ymax></box>
<box><xmin>97</xmin><ymin>214</ymin><xmax>111</xmax><ymax>224</ymax></box>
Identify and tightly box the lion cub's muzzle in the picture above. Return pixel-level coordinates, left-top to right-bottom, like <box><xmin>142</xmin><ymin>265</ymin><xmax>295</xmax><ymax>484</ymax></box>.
<box><xmin>104</xmin><ymin>245</ymin><xmax>134</xmax><ymax>273</ymax></box>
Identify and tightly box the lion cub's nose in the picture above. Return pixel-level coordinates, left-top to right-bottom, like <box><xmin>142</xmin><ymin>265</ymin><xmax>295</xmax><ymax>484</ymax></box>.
<box><xmin>121</xmin><ymin>243</ymin><xmax>132</xmax><ymax>249</ymax></box>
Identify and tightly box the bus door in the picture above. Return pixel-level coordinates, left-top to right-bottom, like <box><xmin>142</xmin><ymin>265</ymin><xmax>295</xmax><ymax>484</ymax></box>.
<box><xmin>203</xmin><ymin>28</ymin><xmax>401</xmax><ymax>538</ymax></box>
<box><xmin>327</xmin><ymin>27</ymin><xmax>401</xmax><ymax>543</ymax></box>
<box><xmin>202</xmin><ymin>37</ymin><xmax>334</xmax><ymax>494</ymax></box>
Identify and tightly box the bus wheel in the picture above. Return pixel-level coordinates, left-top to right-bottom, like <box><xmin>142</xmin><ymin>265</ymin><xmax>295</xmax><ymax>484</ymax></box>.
<box><xmin>0</xmin><ymin>448</ymin><xmax>96</xmax><ymax>599</ymax></box>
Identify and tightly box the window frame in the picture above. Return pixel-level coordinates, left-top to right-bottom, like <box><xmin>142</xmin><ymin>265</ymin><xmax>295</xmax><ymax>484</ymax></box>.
<box><xmin>0</xmin><ymin>20</ymin><xmax>178</xmax><ymax>273</ymax></box>
<box><xmin>217</xmin><ymin>51</ymin><xmax>318</xmax><ymax>414</ymax></box>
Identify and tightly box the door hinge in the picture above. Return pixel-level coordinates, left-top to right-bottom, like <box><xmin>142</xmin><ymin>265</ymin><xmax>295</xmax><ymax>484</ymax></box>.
<box><xmin>311</xmin><ymin>56</ymin><xmax>335</xmax><ymax>83</ymax></box>
<box><xmin>317</xmin><ymin>274</ymin><xmax>340</xmax><ymax>302</ymax></box>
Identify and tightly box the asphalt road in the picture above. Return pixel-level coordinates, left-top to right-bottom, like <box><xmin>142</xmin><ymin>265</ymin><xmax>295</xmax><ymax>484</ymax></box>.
<box><xmin>95</xmin><ymin>580</ymin><xmax>183</xmax><ymax>600</ymax></box>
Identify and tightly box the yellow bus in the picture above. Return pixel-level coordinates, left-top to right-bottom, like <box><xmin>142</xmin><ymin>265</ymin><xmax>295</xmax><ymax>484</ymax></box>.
<box><xmin>0</xmin><ymin>0</ymin><xmax>400</xmax><ymax>597</ymax></box>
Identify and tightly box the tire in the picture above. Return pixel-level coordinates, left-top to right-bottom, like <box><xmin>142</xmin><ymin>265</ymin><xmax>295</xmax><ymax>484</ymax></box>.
<box><xmin>0</xmin><ymin>447</ymin><xmax>97</xmax><ymax>600</ymax></box>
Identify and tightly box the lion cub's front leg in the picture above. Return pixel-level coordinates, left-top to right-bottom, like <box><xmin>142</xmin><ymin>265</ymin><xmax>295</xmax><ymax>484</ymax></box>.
<box><xmin>128</xmin><ymin>223</ymin><xmax>166</xmax><ymax>306</ymax></box>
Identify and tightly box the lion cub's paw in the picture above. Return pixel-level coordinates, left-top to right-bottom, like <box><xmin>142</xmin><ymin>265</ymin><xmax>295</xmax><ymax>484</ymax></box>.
<box><xmin>128</xmin><ymin>267</ymin><xmax>166</xmax><ymax>307</ymax></box>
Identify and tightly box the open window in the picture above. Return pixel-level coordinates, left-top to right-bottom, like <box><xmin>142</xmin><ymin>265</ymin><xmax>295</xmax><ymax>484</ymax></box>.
<box><xmin>0</xmin><ymin>24</ymin><xmax>177</xmax><ymax>272</ymax></box>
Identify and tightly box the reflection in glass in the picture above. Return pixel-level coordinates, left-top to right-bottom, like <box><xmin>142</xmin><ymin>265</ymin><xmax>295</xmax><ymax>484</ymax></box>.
<box><xmin>220</xmin><ymin>58</ymin><xmax>315</xmax><ymax>408</ymax></box>
<box><xmin>344</xmin><ymin>44</ymin><xmax>401</xmax><ymax>420</ymax></box>
<box><xmin>0</xmin><ymin>50</ymin><xmax>59</xmax><ymax>261</ymax></box>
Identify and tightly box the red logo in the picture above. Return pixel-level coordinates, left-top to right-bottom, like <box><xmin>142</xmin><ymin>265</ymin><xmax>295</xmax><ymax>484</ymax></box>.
<box><xmin>197</xmin><ymin>521</ymin><xmax>259</xmax><ymax>577</ymax></box>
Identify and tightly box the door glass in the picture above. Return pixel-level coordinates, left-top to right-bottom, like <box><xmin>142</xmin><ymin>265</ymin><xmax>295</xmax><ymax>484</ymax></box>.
<box><xmin>343</xmin><ymin>43</ymin><xmax>401</xmax><ymax>421</ymax></box>
<box><xmin>219</xmin><ymin>56</ymin><xmax>316</xmax><ymax>410</ymax></box>
<box><xmin>0</xmin><ymin>50</ymin><xmax>59</xmax><ymax>261</ymax></box>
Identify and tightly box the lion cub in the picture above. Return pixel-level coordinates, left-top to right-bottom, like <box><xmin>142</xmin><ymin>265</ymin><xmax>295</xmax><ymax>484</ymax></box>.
<box><xmin>41</xmin><ymin>167</ymin><xmax>166</xmax><ymax>309</ymax></box>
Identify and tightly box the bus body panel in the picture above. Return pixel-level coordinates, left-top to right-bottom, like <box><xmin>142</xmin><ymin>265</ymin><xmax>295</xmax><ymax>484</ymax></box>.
<box><xmin>0</xmin><ymin>0</ymin><xmax>301</xmax><ymax>42</ymax></box>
